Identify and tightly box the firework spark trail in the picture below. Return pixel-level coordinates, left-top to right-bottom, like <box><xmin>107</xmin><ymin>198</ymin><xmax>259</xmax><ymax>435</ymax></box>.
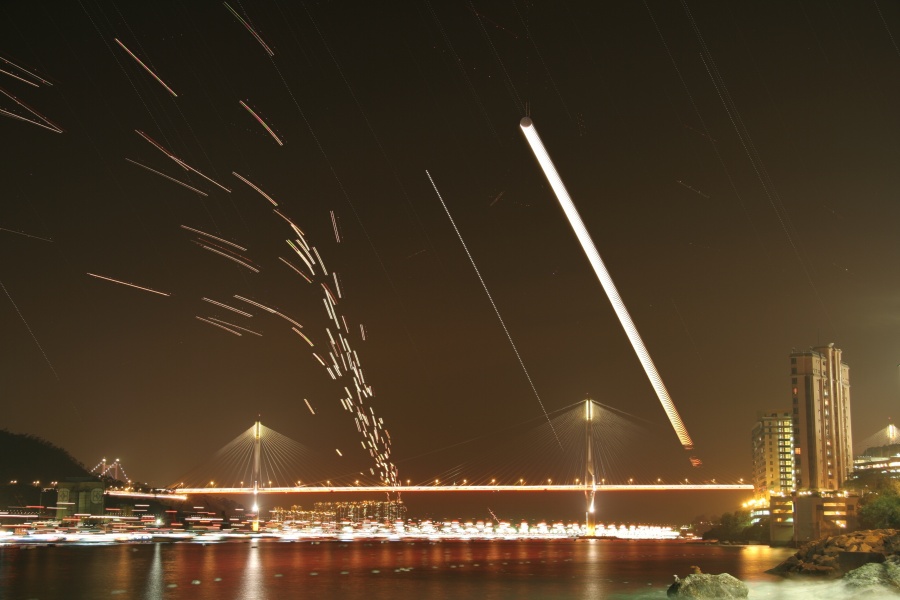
<box><xmin>233</xmin><ymin>295</ymin><xmax>276</xmax><ymax>313</ymax></box>
<box><xmin>239</xmin><ymin>100</ymin><xmax>283</xmax><ymax>146</ymax></box>
<box><xmin>86</xmin><ymin>272</ymin><xmax>171</xmax><ymax>297</ymax></box>
<box><xmin>274</xmin><ymin>310</ymin><xmax>303</xmax><ymax>329</ymax></box>
<box><xmin>114</xmin><ymin>37</ymin><xmax>178</xmax><ymax>97</ymax></box>
<box><xmin>519</xmin><ymin>117</ymin><xmax>695</xmax><ymax>451</ymax></box>
<box><xmin>0</xmin><ymin>108</ymin><xmax>62</xmax><ymax>133</ymax></box>
<box><xmin>223</xmin><ymin>2</ymin><xmax>275</xmax><ymax>56</ymax></box>
<box><xmin>201</xmin><ymin>297</ymin><xmax>253</xmax><ymax>317</ymax></box>
<box><xmin>0</xmin><ymin>227</ymin><xmax>53</xmax><ymax>242</ymax></box>
<box><xmin>196</xmin><ymin>315</ymin><xmax>241</xmax><ymax>336</ymax></box>
<box><xmin>195</xmin><ymin>242</ymin><xmax>260</xmax><ymax>272</ymax></box>
<box><xmin>292</xmin><ymin>326</ymin><xmax>314</xmax><ymax>346</ymax></box>
<box><xmin>232</xmin><ymin>172</ymin><xmax>278</xmax><ymax>206</ymax></box>
<box><xmin>180</xmin><ymin>225</ymin><xmax>245</xmax><ymax>251</ymax></box>
<box><xmin>0</xmin><ymin>68</ymin><xmax>38</xmax><ymax>87</ymax></box>
<box><xmin>0</xmin><ymin>278</ymin><xmax>59</xmax><ymax>380</ymax></box>
<box><xmin>134</xmin><ymin>130</ymin><xmax>231</xmax><ymax>192</ymax></box>
<box><xmin>0</xmin><ymin>87</ymin><xmax>63</xmax><ymax>132</ymax></box>
<box><xmin>304</xmin><ymin>398</ymin><xmax>315</xmax><ymax>415</ymax></box>
<box><xmin>278</xmin><ymin>257</ymin><xmax>312</xmax><ymax>283</ymax></box>
<box><xmin>426</xmin><ymin>169</ymin><xmax>562</xmax><ymax>450</ymax></box>
<box><xmin>0</xmin><ymin>55</ymin><xmax>52</xmax><ymax>86</ymax></box>
<box><xmin>330</xmin><ymin>211</ymin><xmax>341</xmax><ymax>243</ymax></box>
<box><xmin>125</xmin><ymin>158</ymin><xmax>208</xmax><ymax>196</ymax></box>
<box><xmin>208</xmin><ymin>317</ymin><xmax>262</xmax><ymax>336</ymax></box>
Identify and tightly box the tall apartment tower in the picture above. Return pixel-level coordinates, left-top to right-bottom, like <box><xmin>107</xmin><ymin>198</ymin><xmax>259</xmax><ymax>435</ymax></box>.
<box><xmin>751</xmin><ymin>411</ymin><xmax>794</xmax><ymax>501</ymax></box>
<box><xmin>790</xmin><ymin>344</ymin><xmax>853</xmax><ymax>491</ymax></box>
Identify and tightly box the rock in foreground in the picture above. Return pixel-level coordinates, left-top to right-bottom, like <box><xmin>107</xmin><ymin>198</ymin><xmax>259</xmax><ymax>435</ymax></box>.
<box><xmin>667</xmin><ymin>573</ymin><xmax>749</xmax><ymax>598</ymax></box>
<box><xmin>768</xmin><ymin>529</ymin><xmax>900</xmax><ymax>577</ymax></box>
<box><xmin>843</xmin><ymin>555</ymin><xmax>900</xmax><ymax>595</ymax></box>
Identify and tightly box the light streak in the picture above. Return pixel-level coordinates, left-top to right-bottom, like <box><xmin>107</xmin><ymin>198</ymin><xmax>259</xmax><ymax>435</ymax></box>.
<box><xmin>360</xmin><ymin>324</ymin><xmax>366</xmax><ymax>340</ymax></box>
<box><xmin>304</xmin><ymin>399</ymin><xmax>315</xmax><ymax>415</ymax></box>
<box><xmin>134</xmin><ymin>130</ymin><xmax>231</xmax><ymax>192</ymax></box>
<box><xmin>196</xmin><ymin>243</ymin><xmax>260</xmax><ymax>273</ymax></box>
<box><xmin>208</xmin><ymin>317</ymin><xmax>261</xmax><ymax>336</ymax></box>
<box><xmin>0</xmin><ymin>55</ymin><xmax>52</xmax><ymax>86</ymax></box>
<box><xmin>0</xmin><ymin>108</ymin><xmax>61</xmax><ymax>133</ymax></box>
<box><xmin>278</xmin><ymin>257</ymin><xmax>312</xmax><ymax>283</ymax></box>
<box><xmin>223</xmin><ymin>2</ymin><xmax>275</xmax><ymax>57</ymax></box>
<box><xmin>321</xmin><ymin>283</ymin><xmax>338</xmax><ymax>305</ymax></box>
<box><xmin>335</xmin><ymin>449</ymin><xmax>342</xmax><ymax>457</ymax></box>
<box><xmin>427</xmin><ymin>169</ymin><xmax>561</xmax><ymax>449</ymax></box>
<box><xmin>0</xmin><ymin>226</ymin><xmax>52</xmax><ymax>242</ymax></box>
<box><xmin>333</xmin><ymin>273</ymin><xmax>343</xmax><ymax>298</ymax></box>
<box><xmin>180</xmin><ymin>225</ymin><xmax>246</xmax><ymax>251</ymax></box>
<box><xmin>232</xmin><ymin>172</ymin><xmax>278</xmax><ymax>206</ymax></box>
<box><xmin>0</xmin><ymin>86</ymin><xmax>62</xmax><ymax>131</ymax></box>
<box><xmin>86</xmin><ymin>272</ymin><xmax>171</xmax><ymax>297</ymax></box>
<box><xmin>272</xmin><ymin>209</ymin><xmax>303</xmax><ymax>234</ymax></box>
<box><xmin>114</xmin><ymin>38</ymin><xmax>178</xmax><ymax>98</ymax></box>
<box><xmin>125</xmin><ymin>159</ymin><xmax>207</xmax><ymax>196</ymax></box>
<box><xmin>274</xmin><ymin>311</ymin><xmax>303</xmax><ymax>329</ymax></box>
<box><xmin>201</xmin><ymin>297</ymin><xmax>253</xmax><ymax>317</ymax></box>
<box><xmin>0</xmin><ymin>279</ymin><xmax>59</xmax><ymax>379</ymax></box>
<box><xmin>0</xmin><ymin>68</ymin><xmax>38</xmax><ymax>87</ymax></box>
<box><xmin>196</xmin><ymin>316</ymin><xmax>241</xmax><ymax>336</ymax></box>
<box><xmin>312</xmin><ymin>353</ymin><xmax>326</xmax><ymax>366</ymax></box>
<box><xmin>330</xmin><ymin>210</ymin><xmax>341</xmax><ymax>243</ymax></box>
<box><xmin>234</xmin><ymin>295</ymin><xmax>276</xmax><ymax>313</ymax></box>
<box><xmin>239</xmin><ymin>100</ymin><xmax>283</xmax><ymax>146</ymax></box>
<box><xmin>519</xmin><ymin>117</ymin><xmax>694</xmax><ymax>450</ymax></box>
<box><xmin>292</xmin><ymin>327</ymin><xmax>314</xmax><ymax>346</ymax></box>
<box><xmin>312</xmin><ymin>247</ymin><xmax>328</xmax><ymax>275</ymax></box>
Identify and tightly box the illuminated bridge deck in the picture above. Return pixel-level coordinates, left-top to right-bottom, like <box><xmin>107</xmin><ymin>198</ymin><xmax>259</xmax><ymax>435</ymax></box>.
<box><xmin>174</xmin><ymin>484</ymin><xmax>753</xmax><ymax>495</ymax></box>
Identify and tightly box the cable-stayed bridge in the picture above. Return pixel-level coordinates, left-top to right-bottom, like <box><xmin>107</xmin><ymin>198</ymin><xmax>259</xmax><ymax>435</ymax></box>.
<box><xmin>164</xmin><ymin>401</ymin><xmax>750</xmax><ymax>532</ymax></box>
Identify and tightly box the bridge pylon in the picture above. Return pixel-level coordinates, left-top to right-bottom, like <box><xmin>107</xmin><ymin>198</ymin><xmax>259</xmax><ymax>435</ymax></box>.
<box><xmin>585</xmin><ymin>398</ymin><xmax>596</xmax><ymax>536</ymax></box>
<box><xmin>252</xmin><ymin>419</ymin><xmax>261</xmax><ymax>531</ymax></box>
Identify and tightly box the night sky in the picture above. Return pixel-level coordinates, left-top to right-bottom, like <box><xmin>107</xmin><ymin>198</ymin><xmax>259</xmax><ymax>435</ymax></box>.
<box><xmin>3</xmin><ymin>1</ymin><xmax>900</xmax><ymax>523</ymax></box>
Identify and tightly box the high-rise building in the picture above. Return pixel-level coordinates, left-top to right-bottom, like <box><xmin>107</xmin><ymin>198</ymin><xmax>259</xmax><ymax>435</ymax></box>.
<box><xmin>790</xmin><ymin>343</ymin><xmax>853</xmax><ymax>491</ymax></box>
<box><xmin>751</xmin><ymin>411</ymin><xmax>794</xmax><ymax>501</ymax></box>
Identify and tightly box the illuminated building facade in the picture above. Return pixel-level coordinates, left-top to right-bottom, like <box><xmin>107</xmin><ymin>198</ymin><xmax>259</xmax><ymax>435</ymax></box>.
<box><xmin>751</xmin><ymin>411</ymin><xmax>794</xmax><ymax>501</ymax></box>
<box><xmin>790</xmin><ymin>344</ymin><xmax>853</xmax><ymax>491</ymax></box>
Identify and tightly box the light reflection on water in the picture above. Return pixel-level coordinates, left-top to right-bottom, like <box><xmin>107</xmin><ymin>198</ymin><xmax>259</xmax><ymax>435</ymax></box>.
<box><xmin>0</xmin><ymin>540</ymin><xmax>800</xmax><ymax>599</ymax></box>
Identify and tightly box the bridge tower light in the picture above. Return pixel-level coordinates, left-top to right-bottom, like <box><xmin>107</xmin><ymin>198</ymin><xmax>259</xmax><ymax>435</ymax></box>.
<box><xmin>584</xmin><ymin>398</ymin><xmax>597</xmax><ymax>536</ymax></box>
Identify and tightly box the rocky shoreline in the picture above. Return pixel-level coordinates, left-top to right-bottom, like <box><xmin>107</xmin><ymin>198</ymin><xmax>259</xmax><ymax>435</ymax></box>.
<box><xmin>666</xmin><ymin>530</ymin><xmax>900</xmax><ymax>598</ymax></box>
<box><xmin>768</xmin><ymin>529</ymin><xmax>900</xmax><ymax>577</ymax></box>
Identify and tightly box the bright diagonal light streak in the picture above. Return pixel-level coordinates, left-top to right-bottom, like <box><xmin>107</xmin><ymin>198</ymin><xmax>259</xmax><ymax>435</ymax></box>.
<box><xmin>426</xmin><ymin>169</ymin><xmax>562</xmax><ymax>450</ymax></box>
<box><xmin>519</xmin><ymin>117</ymin><xmax>694</xmax><ymax>450</ymax></box>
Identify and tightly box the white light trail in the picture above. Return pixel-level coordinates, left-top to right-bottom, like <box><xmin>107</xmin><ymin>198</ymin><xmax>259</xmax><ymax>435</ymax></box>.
<box><xmin>196</xmin><ymin>316</ymin><xmax>241</xmax><ymax>336</ymax></box>
<box><xmin>181</xmin><ymin>225</ymin><xmax>246</xmax><ymax>251</ymax></box>
<box><xmin>232</xmin><ymin>172</ymin><xmax>278</xmax><ymax>206</ymax></box>
<box><xmin>201</xmin><ymin>297</ymin><xmax>253</xmax><ymax>317</ymax></box>
<box><xmin>126</xmin><ymin>159</ymin><xmax>207</xmax><ymax>196</ymax></box>
<box><xmin>427</xmin><ymin>169</ymin><xmax>561</xmax><ymax>449</ymax></box>
<box><xmin>519</xmin><ymin>117</ymin><xmax>694</xmax><ymax>450</ymax></box>
<box><xmin>87</xmin><ymin>272</ymin><xmax>171</xmax><ymax>297</ymax></box>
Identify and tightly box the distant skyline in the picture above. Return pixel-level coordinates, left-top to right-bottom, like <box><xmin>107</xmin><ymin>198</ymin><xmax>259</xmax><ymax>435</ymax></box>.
<box><xmin>2</xmin><ymin>2</ymin><xmax>900</xmax><ymax>522</ymax></box>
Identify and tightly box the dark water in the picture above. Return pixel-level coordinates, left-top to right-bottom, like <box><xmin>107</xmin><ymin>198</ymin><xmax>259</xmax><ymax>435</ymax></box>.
<box><xmin>1</xmin><ymin>539</ymin><xmax>801</xmax><ymax>599</ymax></box>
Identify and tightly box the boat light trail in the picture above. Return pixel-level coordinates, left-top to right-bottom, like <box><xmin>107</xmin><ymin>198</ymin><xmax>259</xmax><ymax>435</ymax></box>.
<box><xmin>519</xmin><ymin>117</ymin><xmax>694</xmax><ymax>451</ymax></box>
<box><xmin>426</xmin><ymin>169</ymin><xmax>561</xmax><ymax>450</ymax></box>
<box><xmin>114</xmin><ymin>38</ymin><xmax>178</xmax><ymax>98</ymax></box>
